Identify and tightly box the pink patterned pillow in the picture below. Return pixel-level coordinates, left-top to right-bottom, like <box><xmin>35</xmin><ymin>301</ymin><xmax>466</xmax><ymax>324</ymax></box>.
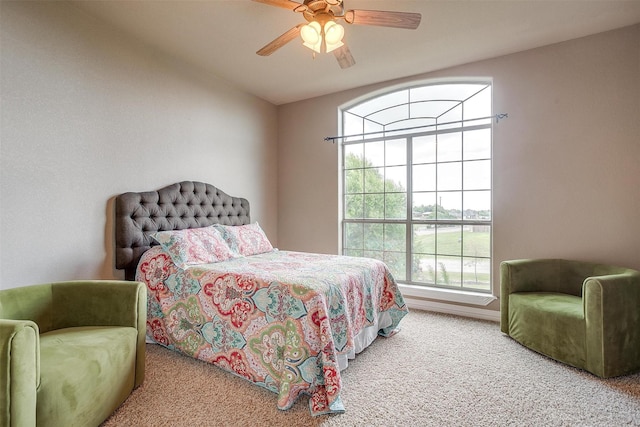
<box><xmin>214</xmin><ymin>222</ymin><xmax>274</xmax><ymax>256</ymax></box>
<box><xmin>151</xmin><ymin>226</ymin><xmax>237</xmax><ymax>269</ymax></box>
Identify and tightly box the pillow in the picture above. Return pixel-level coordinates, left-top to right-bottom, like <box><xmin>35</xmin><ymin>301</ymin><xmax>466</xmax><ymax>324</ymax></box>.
<box><xmin>214</xmin><ymin>222</ymin><xmax>274</xmax><ymax>256</ymax></box>
<box><xmin>150</xmin><ymin>226</ymin><xmax>237</xmax><ymax>269</ymax></box>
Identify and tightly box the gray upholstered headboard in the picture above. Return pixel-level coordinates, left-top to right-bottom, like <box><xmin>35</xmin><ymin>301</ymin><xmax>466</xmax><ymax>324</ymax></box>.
<box><xmin>115</xmin><ymin>181</ymin><xmax>250</xmax><ymax>280</ymax></box>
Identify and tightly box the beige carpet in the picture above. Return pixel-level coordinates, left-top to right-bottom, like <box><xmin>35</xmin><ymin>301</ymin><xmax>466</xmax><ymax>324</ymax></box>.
<box><xmin>102</xmin><ymin>310</ymin><xmax>640</xmax><ymax>427</ymax></box>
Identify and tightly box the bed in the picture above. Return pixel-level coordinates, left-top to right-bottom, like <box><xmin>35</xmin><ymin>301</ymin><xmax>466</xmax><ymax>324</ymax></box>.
<box><xmin>115</xmin><ymin>181</ymin><xmax>408</xmax><ymax>416</ymax></box>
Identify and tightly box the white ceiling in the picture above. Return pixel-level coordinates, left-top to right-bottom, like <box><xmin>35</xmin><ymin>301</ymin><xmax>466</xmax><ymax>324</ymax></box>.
<box><xmin>71</xmin><ymin>0</ymin><xmax>640</xmax><ymax>105</ymax></box>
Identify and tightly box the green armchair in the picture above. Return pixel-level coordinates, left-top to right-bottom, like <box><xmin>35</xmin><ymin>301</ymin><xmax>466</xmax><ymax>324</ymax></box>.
<box><xmin>0</xmin><ymin>280</ymin><xmax>146</xmax><ymax>427</ymax></box>
<box><xmin>500</xmin><ymin>259</ymin><xmax>640</xmax><ymax>378</ymax></box>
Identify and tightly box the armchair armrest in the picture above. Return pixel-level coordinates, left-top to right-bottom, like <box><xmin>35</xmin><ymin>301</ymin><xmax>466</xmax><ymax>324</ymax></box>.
<box><xmin>51</xmin><ymin>280</ymin><xmax>147</xmax><ymax>387</ymax></box>
<box><xmin>584</xmin><ymin>271</ymin><xmax>640</xmax><ymax>377</ymax></box>
<box><xmin>0</xmin><ymin>320</ymin><xmax>39</xmax><ymax>427</ymax></box>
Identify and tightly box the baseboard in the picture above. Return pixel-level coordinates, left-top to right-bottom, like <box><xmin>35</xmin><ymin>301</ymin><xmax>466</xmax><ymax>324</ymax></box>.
<box><xmin>404</xmin><ymin>296</ymin><xmax>501</xmax><ymax>322</ymax></box>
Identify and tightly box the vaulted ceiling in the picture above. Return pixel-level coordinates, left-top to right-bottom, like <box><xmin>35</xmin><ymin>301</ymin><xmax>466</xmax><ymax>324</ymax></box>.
<box><xmin>71</xmin><ymin>1</ymin><xmax>640</xmax><ymax>105</ymax></box>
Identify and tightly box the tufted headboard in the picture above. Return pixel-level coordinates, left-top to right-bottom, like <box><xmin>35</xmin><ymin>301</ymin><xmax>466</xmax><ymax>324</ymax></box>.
<box><xmin>115</xmin><ymin>181</ymin><xmax>250</xmax><ymax>280</ymax></box>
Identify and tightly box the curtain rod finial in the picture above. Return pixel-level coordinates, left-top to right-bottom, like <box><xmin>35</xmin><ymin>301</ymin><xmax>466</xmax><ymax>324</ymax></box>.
<box><xmin>495</xmin><ymin>113</ymin><xmax>508</xmax><ymax>123</ymax></box>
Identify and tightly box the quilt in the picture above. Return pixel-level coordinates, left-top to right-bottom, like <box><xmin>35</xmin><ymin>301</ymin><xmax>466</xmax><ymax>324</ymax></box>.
<box><xmin>137</xmin><ymin>248</ymin><xmax>408</xmax><ymax>415</ymax></box>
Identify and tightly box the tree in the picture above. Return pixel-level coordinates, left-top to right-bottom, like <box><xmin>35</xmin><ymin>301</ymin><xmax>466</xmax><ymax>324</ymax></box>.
<box><xmin>344</xmin><ymin>153</ymin><xmax>407</xmax><ymax>278</ymax></box>
<box><xmin>344</xmin><ymin>153</ymin><xmax>406</xmax><ymax>219</ymax></box>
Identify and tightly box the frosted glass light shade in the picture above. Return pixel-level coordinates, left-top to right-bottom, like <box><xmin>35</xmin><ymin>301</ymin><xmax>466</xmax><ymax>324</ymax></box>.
<box><xmin>324</xmin><ymin>21</ymin><xmax>344</xmax><ymax>53</ymax></box>
<box><xmin>301</xmin><ymin>21</ymin><xmax>322</xmax><ymax>53</ymax></box>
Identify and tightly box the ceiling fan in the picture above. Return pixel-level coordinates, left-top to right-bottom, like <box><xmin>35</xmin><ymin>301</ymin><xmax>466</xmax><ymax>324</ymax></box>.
<box><xmin>253</xmin><ymin>0</ymin><xmax>422</xmax><ymax>69</ymax></box>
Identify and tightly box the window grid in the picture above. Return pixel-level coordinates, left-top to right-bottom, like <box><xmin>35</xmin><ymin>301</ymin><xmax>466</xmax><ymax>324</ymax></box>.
<box><xmin>341</xmin><ymin>82</ymin><xmax>492</xmax><ymax>292</ymax></box>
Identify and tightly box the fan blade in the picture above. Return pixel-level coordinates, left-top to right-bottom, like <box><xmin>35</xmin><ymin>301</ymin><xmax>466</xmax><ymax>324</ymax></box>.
<box><xmin>344</xmin><ymin>9</ymin><xmax>421</xmax><ymax>29</ymax></box>
<box><xmin>257</xmin><ymin>24</ymin><xmax>303</xmax><ymax>56</ymax></box>
<box><xmin>252</xmin><ymin>0</ymin><xmax>304</xmax><ymax>12</ymax></box>
<box><xmin>334</xmin><ymin>45</ymin><xmax>355</xmax><ymax>69</ymax></box>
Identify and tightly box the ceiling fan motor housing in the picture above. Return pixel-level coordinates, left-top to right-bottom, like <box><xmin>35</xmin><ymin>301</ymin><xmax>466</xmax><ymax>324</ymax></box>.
<box><xmin>301</xmin><ymin>0</ymin><xmax>344</xmax><ymax>22</ymax></box>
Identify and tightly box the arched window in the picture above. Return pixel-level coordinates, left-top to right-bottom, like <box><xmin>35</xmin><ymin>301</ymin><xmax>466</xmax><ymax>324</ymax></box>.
<box><xmin>340</xmin><ymin>80</ymin><xmax>492</xmax><ymax>293</ymax></box>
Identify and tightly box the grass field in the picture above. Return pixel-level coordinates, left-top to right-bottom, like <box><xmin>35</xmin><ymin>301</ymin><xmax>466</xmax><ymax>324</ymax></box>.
<box><xmin>413</xmin><ymin>227</ymin><xmax>490</xmax><ymax>258</ymax></box>
<box><xmin>413</xmin><ymin>228</ymin><xmax>491</xmax><ymax>289</ymax></box>
<box><xmin>345</xmin><ymin>225</ymin><xmax>491</xmax><ymax>290</ymax></box>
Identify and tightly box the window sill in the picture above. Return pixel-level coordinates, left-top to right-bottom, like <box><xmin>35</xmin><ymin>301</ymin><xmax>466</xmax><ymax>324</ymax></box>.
<box><xmin>398</xmin><ymin>283</ymin><xmax>497</xmax><ymax>306</ymax></box>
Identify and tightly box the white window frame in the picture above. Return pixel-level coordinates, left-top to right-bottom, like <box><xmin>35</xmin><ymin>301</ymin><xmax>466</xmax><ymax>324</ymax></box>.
<box><xmin>338</xmin><ymin>78</ymin><xmax>497</xmax><ymax>306</ymax></box>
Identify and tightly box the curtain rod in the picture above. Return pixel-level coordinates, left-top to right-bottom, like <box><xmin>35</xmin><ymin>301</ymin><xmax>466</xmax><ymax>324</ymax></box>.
<box><xmin>324</xmin><ymin>113</ymin><xmax>508</xmax><ymax>143</ymax></box>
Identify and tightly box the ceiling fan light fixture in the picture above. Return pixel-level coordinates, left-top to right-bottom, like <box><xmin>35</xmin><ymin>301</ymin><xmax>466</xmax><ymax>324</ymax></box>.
<box><xmin>324</xmin><ymin>20</ymin><xmax>344</xmax><ymax>53</ymax></box>
<box><xmin>254</xmin><ymin>0</ymin><xmax>422</xmax><ymax>69</ymax></box>
<box><xmin>301</xmin><ymin>21</ymin><xmax>322</xmax><ymax>53</ymax></box>
<box><xmin>301</xmin><ymin>19</ymin><xmax>344</xmax><ymax>54</ymax></box>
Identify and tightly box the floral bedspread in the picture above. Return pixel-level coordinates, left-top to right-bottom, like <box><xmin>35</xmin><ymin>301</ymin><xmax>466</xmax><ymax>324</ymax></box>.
<box><xmin>137</xmin><ymin>248</ymin><xmax>408</xmax><ymax>415</ymax></box>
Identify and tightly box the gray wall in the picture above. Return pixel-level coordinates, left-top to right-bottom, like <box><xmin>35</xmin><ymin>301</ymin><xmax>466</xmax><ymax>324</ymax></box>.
<box><xmin>0</xmin><ymin>1</ymin><xmax>278</xmax><ymax>288</ymax></box>
<box><xmin>276</xmin><ymin>24</ymin><xmax>640</xmax><ymax>311</ymax></box>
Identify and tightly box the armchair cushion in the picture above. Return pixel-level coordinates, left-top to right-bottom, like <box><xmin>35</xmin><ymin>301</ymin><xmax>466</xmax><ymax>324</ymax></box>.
<box><xmin>501</xmin><ymin>259</ymin><xmax>640</xmax><ymax>378</ymax></box>
<box><xmin>37</xmin><ymin>326</ymin><xmax>138</xmax><ymax>427</ymax></box>
<box><xmin>508</xmin><ymin>292</ymin><xmax>586</xmax><ymax>369</ymax></box>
